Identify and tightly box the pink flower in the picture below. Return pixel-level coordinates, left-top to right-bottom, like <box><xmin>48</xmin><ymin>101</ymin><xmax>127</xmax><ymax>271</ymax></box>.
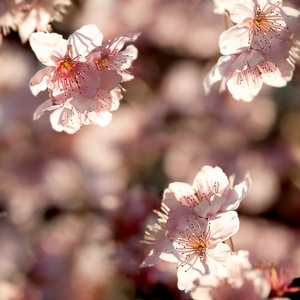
<box><xmin>140</xmin><ymin>203</ymin><xmax>170</xmax><ymax>267</ymax></box>
<box><xmin>161</xmin><ymin>206</ymin><xmax>239</xmax><ymax>292</ymax></box>
<box><xmin>163</xmin><ymin>166</ymin><xmax>251</xmax><ymax>218</ymax></box>
<box><xmin>33</xmin><ymin>70</ymin><xmax>122</xmax><ymax>134</ymax></box>
<box><xmin>190</xmin><ymin>250</ymin><xmax>271</xmax><ymax>300</ymax></box>
<box><xmin>212</xmin><ymin>0</ymin><xmax>236</xmax><ymax>15</ymax></box>
<box><xmin>30</xmin><ymin>24</ymin><xmax>125</xmax><ymax>133</ymax></box>
<box><xmin>19</xmin><ymin>0</ymin><xmax>72</xmax><ymax>43</ymax></box>
<box><xmin>0</xmin><ymin>0</ymin><xmax>71</xmax><ymax>45</ymax></box>
<box><xmin>263</xmin><ymin>262</ymin><xmax>300</xmax><ymax>297</ymax></box>
<box><xmin>204</xmin><ymin>49</ymin><xmax>295</xmax><ymax>101</ymax></box>
<box><xmin>0</xmin><ymin>0</ymin><xmax>24</xmax><ymax>45</ymax></box>
<box><xmin>29</xmin><ymin>24</ymin><xmax>103</xmax><ymax>106</ymax></box>
<box><xmin>85</xmin><ymin>30</ymin><xmax>140</xmax><ymax>82</ymax></box>
<box><xmin>219</xmin><ymin>0</ymin><xmax>300</xmax><ymax>63</ymax></box>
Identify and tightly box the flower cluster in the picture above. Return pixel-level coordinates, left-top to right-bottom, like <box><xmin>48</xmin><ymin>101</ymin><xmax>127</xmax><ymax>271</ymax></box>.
<box><xmin>141</xmin><ymin>166</ymin><xmax>251</xmax><ymax>292</ymax></box>
<box><xmin>29</xmin><ymin>25</ymin><xmax>140</xmax><ymax>133</ymax></box>
<box><xmin>0</xmin><ymin>0</ymin><xmax>72</xmax><ymax>45</ymax></box>
<box><xmin>141</xmin><ymin>165</ymin><xmax>300</xmax><ymax>299</ymax></box>
<box><xmin>204</xmin><ymin>0</ymin><xmax>300</xmax><ymax>101</ymax></box>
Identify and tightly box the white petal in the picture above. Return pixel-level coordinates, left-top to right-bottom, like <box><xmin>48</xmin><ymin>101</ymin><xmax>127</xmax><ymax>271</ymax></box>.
<box><xmin>163</xmin><ymin>182</ymin><xmax>196</xmax><ymax>209</ymax></box>
<box><xmin>177</xmin><ymin>260</ymin><xmax>204</xmax><ymax>292</ymax></box>
<box><xmin>68</xmin><ymin>24</ymin><xmax>103</xmax><ymax>57</ymax></box>
<box><xmin>29</xmin><ymin>32</ymin><xmax>66</xmax><ymax>65</ymax></box>
<box><xmin>209</xmin><ymin>211</ymin><xmax>239</xmax><ymax>241</ymax></box>
<box><xmin>230</xmin><ymin>0</ymin><xmax>255</xmax><ymax>23</ymax></box>
<box><xmin>203</xmin><ymin>55</ymin><xmax>234</xmax><ymax>94</ymax></box>
<box><xmin>30</xmin><ymin>66</ymin><xmax>54</xmax><ymax>96</ymax></box>
<box><xmin>219</xmin><ymin>26</ymin><xmax>250</xmax><ymax>56</ymax></box>
<box><xmin>33</xmin><ymin>99</ymin><xmax>56</xmax><ymax>120</ymax></box>
<box><xmin>223</xmin><ymin>171</ymin><xmax>251</xmax><ymax>211</ymax></box>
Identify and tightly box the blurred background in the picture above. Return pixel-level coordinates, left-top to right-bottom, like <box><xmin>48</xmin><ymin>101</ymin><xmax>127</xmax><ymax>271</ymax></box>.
<box><xmin>0</xmin><ymin>0</ymin><xmax>300</xmax><ymax>299</ymax></box>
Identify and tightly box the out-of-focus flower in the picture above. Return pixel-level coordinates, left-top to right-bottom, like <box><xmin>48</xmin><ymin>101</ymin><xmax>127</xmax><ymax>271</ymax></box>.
<box><xmin>0</xmin><ymin>1</ymin><xmax>24</xmax><ymax>45</ymax></box>
<box><xmin>0</xmin><ymin>0</ymin><xmax>71</xmax><ymax>45</ymax></box>
<box><xmin>19</xmin><ymin>0</ymin><xmax>72</xmax><ymax>43</ymax></box>
<box><xmin>204</xmin><ymin>49</ymin><xmax>295</xmax><ymax>101</ymax></box>
<box><xmin>262</xmin><ymin>262</ymin><xmax>300</xmax><ymax>297</ymax></box>
<box><xmin>30</xmin><ymin>24</ymin><xmax>126</xmax><ymax>133</ymax></box>
<box><xmin>141</xmin><ymin>202</ymin><xmax>170</xmax><ymax>267</ymax></box>
<box><xmin>86</xmin><ymin>30</ymin><xmax>140</xmax><ymax>82</ymax></box>
<box><xmin>0</xmin><ymin>281</ymin><xmax>25</xmax><ymax>300</ymax></box>
<box><xmin>212</xmin><ymin>0</ymin><xmax>236</xmax><ymax>15</ymax></box>
<box><xmin>163</xmin><ymin>165</ymin><xmax>251</xmax><ymax>218</ymax></box>
<box><xmin>142</xmin><ymin>205</ymin><xmax>239</xmax><ymax>292</ymax></box>
<box><xmin>219</xmin><ymin>0</ymin><xmax>299</xmax><ymax>63</ymax></box>
<box><xmin>190</xmin><ymin>250</ymin><xmax>271</xmax><ymax>300</ymax></box>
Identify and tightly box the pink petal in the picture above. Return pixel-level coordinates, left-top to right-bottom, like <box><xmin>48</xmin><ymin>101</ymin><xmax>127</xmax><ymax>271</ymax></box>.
<box><xmin>68</xmin><ymin>24</ymin><xmax>103</xmax><ymax>58</ymax></box>
<box><xmin>19</xmin><ymin>7</ymin><xmax>51</xmax><ymax>43</ymax></box>
<box><xmin>251</xmin><ymin>31</ymin><xmax>292</xmax><ymax>63</ymax></box>
<box><xmin>163</xmin><ymin>182</ymin><xmax>197</xmax><ymax>209</ymax></box>
<box><xmin>193</xmin><ymin>166</ymin><xmax>230</xmax><ymax>194</ymax></box>
<box><xmin>230</xmin><ymin>50</ymin><xmax>264</xmax><ymax>71</ymax></box>
<box><xmin>70</xmin><ymin>96</ymin><xmax>98</xmax><ymax>114</ymax></box>
<box><xmin>226</xmin><ymin>69</ymin><xmax>262</xmax><ymax>101</ymax></box>
<box><xmin>219</xmin><ymin>26</ymin><xmax>250</xmax><ymax>56</ymax></box>
<box><xmin>30</xmin><ymin>66</ymin><xmax>55</xmax><ymax>96</ymax></box>
<box><xmin>230</xmin><ymin>0</ymin><xmax>255</xmax><ymax>24</ymax></box>
<box><xmin>223</xmin><ymin>171</ymin><xmax>251</xmax><ymax>211</ymax></box>
<box><xmin>50</xmin><ymin>106</ymin><xmax>82</xmax><ymax>134</ymax></box>
<box><xmin>206</xmin><ymin>243</ymin><xmax>230</xmax><ymax>276</ymax></box>
<box><xmin>33</xmin><ymin>99</ymin><xmax>57</xmax><ymax>120</ymax></box>
<box><xmin>177</xmin><ymin>259</ymin><xmax>205</xmax><ymax>292</ymax></box>
<box><xmin>98</xmin><ymin>70</ymin><xmax>122</xmax><ymax>92</ymax></box>
<box><xmin>209</xmin><ymin>211</ymin><xmax>239</xmax><ymax>242</ymax></box>
<box><xmin>29</xmin><ymin>32</ymin><xmax>65</xmax><ymax>66</ymax></box>
<box><xmin>194</xmin><ymin>195</ymin><xmax>227</xmax><ymax>218</ymax></box>
<box><xmin>261</xmin><ymin>59</ymin><xmax>294</xmax><ymax>87</ymax></box>
<box><xmin>109</xmin><ymin>31</ymin><xmax>141</xmax><ymax>53</ymax></box>
<box><xmin>203</xmin><ymin>55</ymin><xmax>234</xmax><ymax>94</ymax></box>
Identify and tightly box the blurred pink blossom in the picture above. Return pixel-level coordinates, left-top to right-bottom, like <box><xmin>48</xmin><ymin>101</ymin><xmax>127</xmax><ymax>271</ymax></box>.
<box><xmin>0</xmin><ymin>0</ymin><xmax>71</xmax><ymax>45</ymax></box>
<box><xmin>263</xmin><ymin>262</ymin><xmax>300</xmax><ymax>297</ymax></box>
<box><xmin>190</xmin><ymin>250</ymin><xmax>271</xmax><ymax>300</ymax></box>
<box><xmin>212</xmin><ymin>0</ymin><xmax>236</xmax><ymax>15</ymax></box>
<box><xmin>19</xmin><ymin>0</ymin><xmax>72</xmax><ymax>43</ymax></box>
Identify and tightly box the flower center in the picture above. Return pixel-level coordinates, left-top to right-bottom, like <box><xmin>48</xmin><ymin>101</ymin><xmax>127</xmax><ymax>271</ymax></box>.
<box><xmin>167</xmin><ymin>214</ymin><xmax>214</xmax><ymax>271</ymax></box>
<box><xmin>50</xmin><ymin>45</ymin><xmax>89</xmax><ymax>100</ymax></box>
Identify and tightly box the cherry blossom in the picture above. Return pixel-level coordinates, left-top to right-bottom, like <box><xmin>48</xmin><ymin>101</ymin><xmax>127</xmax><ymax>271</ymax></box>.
<box><xmin>20</xmin><ymin>0</ymin><xmax>72</xmax><ymax>43</ymax></box>
<box><xmin>190</xmin><ymin>250</ymin><xmax>271</xmax><ymax>300</ymax></box>
<box><xmin>140</xmin><ymin>203</ymin><xmax>170</xmax><ymax>267</ymax></box>
<box><xmin>0</xmin><ymin>0</ymin><xmax>71</xmax><ymax>45</ymax></box>
<box><xmin>219</xmin><ymin>0</ymin><xmax>300</xmax><ymax>63</ymax></box>
<box><xmin>0</xmin><ymin>0</ymin><xmax>24</xmax><ymax>45</ymax></box>
<box><xmin>204</xmin><ymin>49</ymin><xmax>295</xmax><ymax>101</ymax></box>
<box><xmin>30</xmin><ymin>24</ymin><xmax>128</xmax><ymax>133</ymax></box>
<box><xmin>29</xmin><ymin>24</ymin><xmax>104</xmax><ymax>106</ymax></box>
<box><xmin>85</xmin><ymin>30</ymin><xmax>140</xmax><ymax>82</ymax></box>
<box><xmin>160</xmin><ymin>206</ymin><xmax>239</xmax><ymax>292</ymax></box>
<box><xmin>212</xmin><ymin>0</ymin><xmax>236</xmax><ymax>15</ymax></box>
<box><xmin>33</xmin><ymin>70</ymin><xmax>123</xmax><ymax>134</ymax></box>
<box><xmin>163</xmin><ymin>165</ymin><xmax>251</xmax><ymax>218</ymax></box>
<box><xmin>262</xmin><ymin>262</ymin><xmax>300</xmax><ymax>297</ymax></box>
